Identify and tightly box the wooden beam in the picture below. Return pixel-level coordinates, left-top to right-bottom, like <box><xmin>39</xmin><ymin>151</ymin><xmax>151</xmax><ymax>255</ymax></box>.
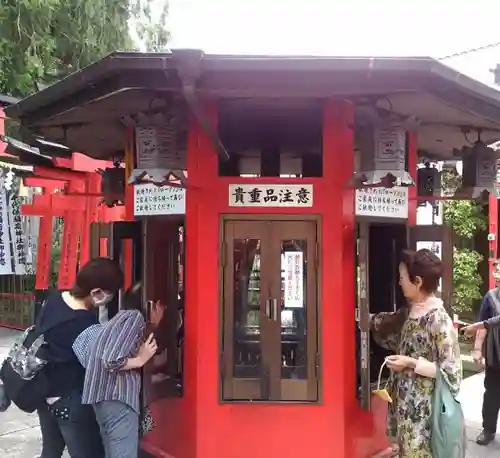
<box><xmin>35</xmin><ymin>215</ymin><xmax>53</xmax><ymax>290</ymax></box>
<box><xmin>33</xmin><ymin>165</ymin><xmax>86</xmax><ymax>181</ymax></box>
<box><xmin>23</xmin><ymin>176</ymin><xmax>66</xmax><ymax>189</ymax></box>
<box><xmin>21</xmin><ymin>204</ymin><xmax>64</xmax><ymax>217</ymax></box>
<box><xmin>32</xmin><ymin>194</ymin><xmax>86</xmax><ymax>212</ymax></box>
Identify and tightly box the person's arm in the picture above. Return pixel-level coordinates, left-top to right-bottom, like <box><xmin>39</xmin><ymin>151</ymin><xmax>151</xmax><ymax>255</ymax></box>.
<box><xmin>370</xmin><ymin>306</ymin><xmax>408</xmax><ymax>352</ymax></box>
<box><xmin>412</xmin><ymin>311</ymin><xmax>461</xmax><ymax>396</ymax></box>
<box><xmin>101</xmin><ymin>311</ymin><xmax>146</xmax><ymax>371</ymax></box>
<box><xmin>119</xmin><ymin>333</ymin><xmax>158</xmax><ymax>370</ymax></box>
<box><xmin>473</xmin><ymin>328</ymin><xmax>487</xmax><ymax>350</ymax></box>
<box><xmin>473</xmin><ymin>294</ymin><xmax>492</xmax><ymax>352</ymax></box>
<box><xmin>121</xmin><ymin>355</ymin><xmax>147</xmax><ymax>370</ymax></box>
<box><xmin>485</xmin><ymin>314</ymin><xmax>500</xmax><ymax>328</ymax></box>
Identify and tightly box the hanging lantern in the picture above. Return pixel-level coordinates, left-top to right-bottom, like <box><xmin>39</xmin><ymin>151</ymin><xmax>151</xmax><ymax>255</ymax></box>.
<box><xmin>350</xmin><ymin>123</ymin><xmax>414</xmax><ymax>188</ymax></box>
<box><xmin>457</xmin><ymin>140</ymin><xmax>500</xmax><ymax>198</ymax></box>
<box><xmin>98</xmin><ymin>166</ymin><xmax>125</xmax><ymax>207</ymax></box>
<box><xmin>417</xmin><ymin>162</ymin><xmax>441</xmax><ymax>205</ymax></box>
<box><xmin>127</xmin><ymin>98</ymin><xmax>187</xmax><ymax>185</ymax></box>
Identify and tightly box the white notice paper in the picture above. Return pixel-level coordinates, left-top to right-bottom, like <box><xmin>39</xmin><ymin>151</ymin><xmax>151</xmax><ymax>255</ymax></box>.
<box><xmin>134</xmin><ymin>183</ymin><xmax>185</xmax><ymax>216</ymax></box>
<box><xmin>283</xmin><ymin>251</ymin><xmax>303</xmax><ymax>308</ymax></box>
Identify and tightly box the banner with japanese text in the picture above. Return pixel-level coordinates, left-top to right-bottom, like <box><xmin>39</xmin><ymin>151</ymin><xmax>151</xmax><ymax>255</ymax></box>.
<box><xmin>0</xmin><ymin>189</ymin><xmax>13</xmax><ymax>275</ymax></box>
<box><xmin>8</xmin><ymin>192</ymin><xmax>26</xmax><ymax>275</ymax></box>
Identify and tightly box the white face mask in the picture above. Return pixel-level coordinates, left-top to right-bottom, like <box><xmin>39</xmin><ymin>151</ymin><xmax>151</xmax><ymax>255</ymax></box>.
<box><xmin>91</xmin><ymin>290</ymin><xmax>113</xmax><ymax>307</ymax></box>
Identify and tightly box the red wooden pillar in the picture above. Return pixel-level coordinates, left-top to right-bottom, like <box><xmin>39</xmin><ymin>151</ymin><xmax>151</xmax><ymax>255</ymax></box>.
<box><xmin>35</xmin><ymin>212</ymin><xmax>53</xmax><ymax>290</ymax></box>
<box><xmin>0</xmin><ymin>109</ymin><xmax>5</xmax><ymax>156</ymax></box>
<box><xmin>80</xmin><ymin>172</ymin><xmax>102</xmax><ymax>266</ymax></box>
<box><xmin>407</xmin><ymin>131</ymin><xmax>418</xmax><ymax>226</ymax></box>
<box><xmin>322</xmin><ymin>99</ymin><xmax>356</xmax><ymax>457</ymax></box>
<box><xmin>58</xmin><ymin>179</ymin><xmax>85</xmax><ymax>289</ymax></box>
<box><xmin>123</xmin><ymin>130</ymin><xmax>135</xmax><ymax>289</ymax></box>
<box><xmin>489</xmin><ymin>193</ymin><xmax>498</xmax><ymax>289</ymax></box>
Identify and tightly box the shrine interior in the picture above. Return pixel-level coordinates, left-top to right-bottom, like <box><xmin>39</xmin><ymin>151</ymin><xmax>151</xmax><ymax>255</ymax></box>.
<box><xmin>142</xmin><ymin>218</ymin><xmax>185</xmax><ymax>399</ymax></box>
<box><xmin>218</xmin><ymin>98</ymin><xmax>323</xmax><ymax>177</ymax></box>
<box><xmin>355</xmin><ymin>221</ymin><xmax>407</xmax><ymax>405</ymax></box>
<box><xmin>89</xmin><ymin>218</ymin><xmax>185</xmax><ymax>400</ymax></box>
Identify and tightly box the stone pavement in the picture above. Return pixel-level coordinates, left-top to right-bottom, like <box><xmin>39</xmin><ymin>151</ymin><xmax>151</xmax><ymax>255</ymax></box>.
<box><xmin>458</xmin><ymin>372</ymin><xmax>500</xmax><ymax>458</ymax></box>
<box><xmin>0</xmin><ymin>327</ymin><xmax>499</xmax><ymax>457</ymax></box>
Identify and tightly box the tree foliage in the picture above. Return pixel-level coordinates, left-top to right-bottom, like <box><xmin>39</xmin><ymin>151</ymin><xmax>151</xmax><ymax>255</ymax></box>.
<box><xmin>0</xmin><ymin>0</ymin><xmax>169</xmax><ymax>98</ymax></box>
<box><xmin>441</xmin><ymin>169</ymin><xmax>487</xmax><ymax>314</ymax></box>
<box><xmin>451</xmin><ymin>248</ymin><xmax>483</xmax><ymax>314</ymax></box>
<box><xmin>131</xmin><ymin>0</ymin><xmax>170</xmax><ymax>53</ymax></box>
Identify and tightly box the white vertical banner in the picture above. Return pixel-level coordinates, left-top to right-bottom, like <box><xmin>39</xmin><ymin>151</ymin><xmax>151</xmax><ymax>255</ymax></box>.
<box><xmin>283</xmin><ymin>251</ymin><xmax>304</xmax><ymax>308</ymax></box>
<box><xmin>8</xmin><ymin>193</ymin><xmax>26</xmax><ymax>275</ymax></box>
<box><xmin>22</xmin><ymin>214</ymin><xmax>39</xmax><ymax>271</ymax></box>
<box><xmin>0</xmin><ymin>189</ymin><xmax>13</xmax><ymax>275</ymax></box>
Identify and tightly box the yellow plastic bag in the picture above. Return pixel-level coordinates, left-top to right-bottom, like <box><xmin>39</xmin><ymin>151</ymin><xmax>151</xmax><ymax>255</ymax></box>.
<box><xmin>372</xmin><ymin>359</ymin><xmax>393</xmax><ymax>404</ymax></box>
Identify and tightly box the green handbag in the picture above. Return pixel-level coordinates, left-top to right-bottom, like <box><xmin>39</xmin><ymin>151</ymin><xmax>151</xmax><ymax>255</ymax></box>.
<box><xmin>431</xmin><ymin>367</ymin><xmax>467</xmax><ymax>457</ymax></box>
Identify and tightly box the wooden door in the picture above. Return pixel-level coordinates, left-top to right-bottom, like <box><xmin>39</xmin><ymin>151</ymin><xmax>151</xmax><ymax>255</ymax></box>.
<box><xmin>356</xmin><ymin>222</ymin><xmax>371</xmax><ymax>411</ymax></box>
<box><xmin>221</xmin><ymin>218</ymin><xmax>319</xmax><ymax>403</ymax></box>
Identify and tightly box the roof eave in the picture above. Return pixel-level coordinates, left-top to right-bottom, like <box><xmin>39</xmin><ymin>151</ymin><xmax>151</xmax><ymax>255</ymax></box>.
<box><xmin>6</xmin><ymin>51</ymin><xmax>500</xmax><ymax>127</ymax></box>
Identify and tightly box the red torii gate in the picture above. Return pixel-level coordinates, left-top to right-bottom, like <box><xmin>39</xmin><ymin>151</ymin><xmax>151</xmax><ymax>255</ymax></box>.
<box><xmin>21</xmin><ymin>153</ymin><xmax>125</xmax><ymax>290</ymax></box>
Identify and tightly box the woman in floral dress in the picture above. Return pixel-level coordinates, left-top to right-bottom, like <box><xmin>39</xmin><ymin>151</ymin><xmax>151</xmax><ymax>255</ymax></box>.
<box><xmin>370</xmin><ymin>249</ymin><xmax>462</xmax><ymax>457</ymax></box>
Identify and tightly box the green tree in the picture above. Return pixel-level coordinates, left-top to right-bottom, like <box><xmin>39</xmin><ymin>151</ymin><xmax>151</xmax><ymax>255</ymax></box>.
<box><xmin>442</xmin><ymin>170</ymin><xmax>487</xmax><ymax>314</ymax></box>
<box><xmin>0</xmin><ymin>0</ymin><xmax>169</xmax><ymax>98</ymax></box>
<box><xmin>0</xmin><ymin>0</ymin><xmax>169</xmax><ymax>286</ymax></box>
<box><xmin>131</xmin><ymin>0</ymin><xmax>170</xmax><ymax>52</ymax></box>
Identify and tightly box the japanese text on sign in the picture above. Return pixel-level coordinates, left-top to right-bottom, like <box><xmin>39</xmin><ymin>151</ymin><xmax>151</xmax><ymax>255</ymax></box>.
<box><xmin>283</xmin><ymin>251</ymin><xmax>304</xmax><ymax>308</ymax></box>
<box><xmin>355</xmin><ymin>187</ymin><xmax>408</xmax><ymax>219</ymax></box>
<box><xmin>8</xmin><ymin>193</ymin><xmax>26</xmax><ymax>275</ymax></box>
<box><xmin>229</xmin><ymin>184</ymin><xmax>313</xmax><ymax>207</ymax></box>
<box><xmin>0</xmin><ymin>189</ymin><xmax>12</xmax><ymax>275</ymax></box>
<box><xmin>135</xmin><ymin>126</ymin><xmax>182</xmax><ymax>170</ymax></box>
<box><xmin>134</xmin><ymin>184</ymin><xmax>185</xmax><ymax>216</ymax></box>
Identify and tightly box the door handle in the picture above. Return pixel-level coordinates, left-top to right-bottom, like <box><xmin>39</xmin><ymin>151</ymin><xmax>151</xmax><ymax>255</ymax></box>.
<box><xmin>265</xmin><ymin>299</ymin><xmax>271</xmax><ymax>318</ymax></box>
<box><xmin>271</xmin><ymin>298</ymin><xmax>279</xmax><ymax>322</ymax></box>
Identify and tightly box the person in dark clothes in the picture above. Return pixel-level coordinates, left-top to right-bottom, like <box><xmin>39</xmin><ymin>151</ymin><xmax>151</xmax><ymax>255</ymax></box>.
<box><xmin>472</xmin><ymin>259</ymin><xmax>500</xmax><ymax>446</ymax></box>
<box><xmin>37</xmin><ymin>257</ymin><xmax>124</xmax><ymax>458</ymax></box>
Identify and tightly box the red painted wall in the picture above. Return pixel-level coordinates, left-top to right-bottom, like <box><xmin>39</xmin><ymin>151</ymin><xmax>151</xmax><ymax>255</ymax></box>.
<box><xmin>0</xmin><ymin>108</ymin><xmax>4</xmax><ymax>152</ymax></box>
<box><xmin>142</xmin><ymin>98</ymin><xmax>360</xmax><ymax>458</ymax></box>
<box><xmin>489</xmin><ymin>193</ymin><xmax>498</xmax><ymax>289</ymax></box>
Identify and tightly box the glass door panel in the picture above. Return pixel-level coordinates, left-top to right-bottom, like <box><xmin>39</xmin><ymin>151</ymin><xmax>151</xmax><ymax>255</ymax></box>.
<box><xmin>222</xmin><ymin>221</ymin><xmax>271</xmax><ymax>401</ymax></box>
<box><xmin>221</xmin><ymin>218</ymin><xmax>319</xmax><ymax>403</ymax></box>
<box><xmin>280</xmin><ymin>240</ymin><xmax>307</xmax><ymax>380</ymax></box>
<box><xmin>232</xmin><ymin>238</ymin><xmax>262</xmax><ymax>379</ymax></box>
<box><xmin>272</xmin><ymin>221</ymin><xmax>318</xmax><ymax>402</ymax></box>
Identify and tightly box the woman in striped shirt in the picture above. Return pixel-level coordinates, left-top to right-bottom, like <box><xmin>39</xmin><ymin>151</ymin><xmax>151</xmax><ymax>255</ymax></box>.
<box><xmin>73</xmin><ymin>283</ymin><xmax>165</xmax><ymax>458</ymax></box>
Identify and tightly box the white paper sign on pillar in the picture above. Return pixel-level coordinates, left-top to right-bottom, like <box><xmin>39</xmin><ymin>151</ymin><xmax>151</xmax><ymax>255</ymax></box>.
<box><xmin>355</xmin><ymin>187</ymin><xmax>408</xmax><ymax>218</ymax></box>
<box><xmin>283</xmin><ymin>251</ymin><xmax>304</xmax><ymax>308</ymax></box>
<box><xmin>134</xmin><ymin>184</ymin><xmax>186</xmax><ymax>216</ymax></box>
<box><xmin>0</xmin><ymin>190</ymin><xmax>13</xmax><ymax>275</ymax></box>
<box><xmin>8</xmin><ymin>193</ymin><xmax>26</xmax><ymax>275</ymax></box>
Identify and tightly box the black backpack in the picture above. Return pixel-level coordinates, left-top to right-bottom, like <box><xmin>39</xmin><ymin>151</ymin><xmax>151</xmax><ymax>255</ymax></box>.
<box><xmin>0</xmin><ymin>302</ymin><xmax>78</xmax><ymax>413</ymax></box>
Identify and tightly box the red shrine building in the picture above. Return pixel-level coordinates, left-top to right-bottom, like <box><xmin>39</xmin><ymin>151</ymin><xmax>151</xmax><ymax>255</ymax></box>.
<box><xmin>6</xmin><ymin>51</ymin><xmax>500</xmax><ymax>458</ymax></box>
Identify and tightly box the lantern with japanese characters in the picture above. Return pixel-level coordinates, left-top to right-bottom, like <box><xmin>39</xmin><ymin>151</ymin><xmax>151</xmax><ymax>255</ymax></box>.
<box><xmin>99</xmin><ymin>166</ymin><xmax>126</xmax><ymax>208</ymax></box>
<box><xmin>351</xmin><ymin>123</ymin><xmax>414</xmax><ymax>188</ymax></box>
<box><xmin>459</xmin><ymin>141</ymin><xmax>500</xmax><ymax>198</ymax></box>
<box><xmin>417</xmin><ymin>162</ymin><xmax>441</xmax><ymax>205</ymax></box>
<box><xmin>126</xmin><ymin>100</ymin><xmax>187</xmax><ymax>185</ymax></box>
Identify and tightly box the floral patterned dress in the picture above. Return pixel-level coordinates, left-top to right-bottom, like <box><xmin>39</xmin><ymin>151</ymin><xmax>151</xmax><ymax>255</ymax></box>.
<box><xmin>371</xmin><ymin>302</ymin><xmax>462</xmax><ymax>457</ymax></box>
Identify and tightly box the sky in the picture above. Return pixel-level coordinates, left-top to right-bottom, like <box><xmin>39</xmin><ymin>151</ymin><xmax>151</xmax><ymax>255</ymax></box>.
<box><xmin>166</xmin><ymin>0</ymin><xmax>500</xmax><ymax>87</ymax></box>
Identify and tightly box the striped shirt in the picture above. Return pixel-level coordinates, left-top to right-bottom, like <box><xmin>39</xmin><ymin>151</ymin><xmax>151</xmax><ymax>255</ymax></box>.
<box><xmin>73</xmin><ymin>310</ymin><xmax>145</xmax><ymax>413</ymax></box>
